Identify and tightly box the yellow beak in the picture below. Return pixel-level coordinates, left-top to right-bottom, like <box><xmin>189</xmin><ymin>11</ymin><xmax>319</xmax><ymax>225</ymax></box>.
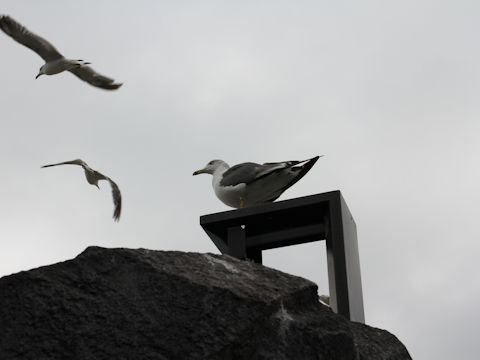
<box><xmin>192</xmin><ymin>169</ymin><xmax>206</xmax><ymax>176</ymax></box>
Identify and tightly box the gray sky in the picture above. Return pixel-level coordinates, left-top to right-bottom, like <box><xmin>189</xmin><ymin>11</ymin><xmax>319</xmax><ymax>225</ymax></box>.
<box><xmin>1</xmin><ymin>1</ymin><xmax>479</xmax><ymax>358</ymax></box>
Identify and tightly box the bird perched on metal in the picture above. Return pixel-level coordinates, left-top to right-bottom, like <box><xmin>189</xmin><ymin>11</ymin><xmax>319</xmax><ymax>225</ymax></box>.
<box><xmin>41</xmin><ymin>159</ymin><xmax>122</xmax><ymax>221</ymax></box>
<box><xmin>0</xmin><ymin>15</ymin><xmax>122</xmax><ymax>90</ymax></box>
<box><xmin>193</xmin><ymin>156</ymin><xmax>321</xmax><ymax>208</ymax></box>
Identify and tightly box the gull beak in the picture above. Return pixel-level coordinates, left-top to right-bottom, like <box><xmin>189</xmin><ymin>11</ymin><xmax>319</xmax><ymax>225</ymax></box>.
<box><xmin>192</xmin><ymin>169</ymin><xmax>206</xmax><ymax>176</ymax></box>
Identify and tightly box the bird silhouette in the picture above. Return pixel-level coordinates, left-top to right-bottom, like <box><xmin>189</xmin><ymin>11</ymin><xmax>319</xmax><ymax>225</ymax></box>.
<box><xmin>42</xmin><ymin>159</ymin><xmax>122</xmax><ymax>221</ymax></box>
<box><xmin>0</xmin><ymin>15</ymin><xmax>122</xmax><ymax>90</ymax></box>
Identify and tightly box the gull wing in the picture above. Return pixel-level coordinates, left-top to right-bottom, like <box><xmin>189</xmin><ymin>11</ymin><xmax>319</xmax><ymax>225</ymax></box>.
<box><xmin>41</xmin><ymin>159</ymin><xmax>88</xmax><ymax>168</ymax></box>
<box><xmin>220</xmin><ymin>162</ymin><xmax>260</xmax><ymax>187</ymax></box>
<box><xmin>220</xmin><ymin>162</ymin><xmax>288</xmax><ymax>187</ymax></box>
<box><xmin>256</xmin><ymin>156</ymin><xmax>321</xmax><ymax>203</ymax></box>
<box><xmin>91</xmin><ymin>170</ymin><xmax>122</xmax><ymax>221</ymax></box>
<box><xmin>0</xmin><ymin>15</ymin><xmax>63</xmax><ymax>62</ymax></box>
<box><xmin>106</xmin><ymin>177</ymin><xmax>122</xmax><ymax>221</ymax></box>
<box><xmin>69</xmin><ymin>66</ymin><xmax>123</xmax><ymax>90</ymax></box>
<box><xmin>220</xmin><ymin>157</ymin><xmax>320</xmax><ymax>188</ymax></box>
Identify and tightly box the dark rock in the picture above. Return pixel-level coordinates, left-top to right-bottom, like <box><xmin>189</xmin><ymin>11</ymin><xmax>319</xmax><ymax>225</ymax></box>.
<box><xmin>0</xmin><ymin>247</ymin><xmax>411</xmax><ymax>359</ymax></box>
<box><xmin>351</xmin><ymin>322</ymin><xmax>412</xmax><ymax>360</ymax></box>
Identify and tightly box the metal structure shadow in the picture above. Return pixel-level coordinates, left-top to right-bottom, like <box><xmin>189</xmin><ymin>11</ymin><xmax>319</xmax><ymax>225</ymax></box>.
<box><xmin>200</xmin><ymin>190</ymin><xmax>365</xmax><ymax>323</ymax></box>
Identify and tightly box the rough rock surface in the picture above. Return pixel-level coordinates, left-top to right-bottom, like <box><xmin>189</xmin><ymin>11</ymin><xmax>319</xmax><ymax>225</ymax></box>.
<box><xmin>0</xmin><ymin>247</ymin><xmax>411</xmax><ymax>359</ymax></box>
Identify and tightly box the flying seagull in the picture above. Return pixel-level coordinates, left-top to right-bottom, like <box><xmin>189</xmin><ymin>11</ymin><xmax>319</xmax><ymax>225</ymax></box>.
<box><xmin>0</xmin><ymin>15</ymin><xmax>122</xmax><ymax>90</ymax></box>
<box><xmin>41</xmin><ymin>159</ymin><xmax>122</xmax><ymax>221</ymax></box>
<box><xmin>193</xmin><ymin>156</ymin><xmax>321</xmax><ymax>208</ymax></box>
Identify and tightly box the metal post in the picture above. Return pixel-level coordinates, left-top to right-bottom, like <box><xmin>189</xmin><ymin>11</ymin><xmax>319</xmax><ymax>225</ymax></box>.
<box><xmin>200</xmin><ymin>191</ymin><xmax>365</xmax><ymax>323</ymax></box>
<box><xmin>227</xmin><ymin>226</ymin><xmax>246</xmax><ymax>259</ymax></box>
<box><xmin>326</xmin><ymin>194</ymin><xmax>364</xmax><ymax>322</ymax></box>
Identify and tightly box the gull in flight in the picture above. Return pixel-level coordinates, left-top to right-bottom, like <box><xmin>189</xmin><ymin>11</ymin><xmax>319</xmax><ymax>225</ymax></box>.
<box><xmin>42</xmin><ymin>159</ymin><xmax>122</xmax><ymax>221</ymax></box>
<box><xmin>193</xmin><ymin>156</ymin><xmax>321</xmax><ymax>208</ymax></box>
<box><xmin>0</xmin><ymin>15</ymin><xmax>122</xmax><ymax>90</ymax></box>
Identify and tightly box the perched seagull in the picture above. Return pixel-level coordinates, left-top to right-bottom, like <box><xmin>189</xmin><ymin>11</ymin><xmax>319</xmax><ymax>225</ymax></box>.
<box><xmin>41</xmin><ymin>159</ymin><xmax>122</xmax><ymax>221</ymax></box>
<box><xmin>0</xmin><ymin>15</ymin><xmax>122</xmax><ymax>90</ymax></box>
<box><xmin>193</xmin><ymin>156</ymin><xmax>321</xmax><ymax>208</ymax></box>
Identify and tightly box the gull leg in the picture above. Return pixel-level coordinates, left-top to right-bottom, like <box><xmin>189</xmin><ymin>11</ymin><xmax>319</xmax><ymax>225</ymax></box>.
<box><xmin>240</xmin><ymin>199</ymin><xmax>245</xmax><ymax>208</ymax></box>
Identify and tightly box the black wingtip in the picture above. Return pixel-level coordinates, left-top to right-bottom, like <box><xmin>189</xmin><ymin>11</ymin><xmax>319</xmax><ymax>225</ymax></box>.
<box><xmin>112</xmin><ymin>196</ymin><xmax>122</xmax><ymax>222</ymax></box>
<box><xmin>0</xmin><ymin>15</ymin><xmax>17</xmax><ymax>34</ymax></box>
<box><xmin>99</xmin><ymin>82</ymin><xmax>123</xmax><ymax>91</ymax></box>
<box><xmin>0</xmin><ymin>15</ymin><xmax>9</xmax><ymax>33</ymax></box>
<box><xmin>284</xmin><ymin>155</ymin><xmax>321</xmax><ymax>189</ymax></box>
<box><xmin>308</xmin><ymin>155</ymin><xmax>320</xmax><ymax>164</ymax></box>
<box><xmin>111</xmin><ymin>82</ymin><xmax>123</xmax><ymax>90</ymax></box>
<box><xmin>113</xmin><ymin>208</ymin><xmax>121</xmax><ymax>222</ymax></box>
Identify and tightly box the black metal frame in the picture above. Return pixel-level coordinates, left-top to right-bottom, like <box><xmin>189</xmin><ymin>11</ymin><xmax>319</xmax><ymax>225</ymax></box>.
<box><xmin>200</xmin><ymin>190</ymin><xmax>365</xmax><ymax>323</ymax></box>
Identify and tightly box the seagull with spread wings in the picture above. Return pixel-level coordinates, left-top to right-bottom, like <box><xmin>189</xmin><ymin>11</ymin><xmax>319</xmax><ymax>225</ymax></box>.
<box><xmin>193</xmin><ymin>156</ymin><xmax>321</xmax><ymax>208</ymax></box>
<box><xmin>0</xmin><ymin>15</ymin><xmax>122</xmax><ymax>90</ymax></box>
<box><xmin>42</xmin><ymin>159</ymin><xmax>122</xmax><ymax>221</ymax></box>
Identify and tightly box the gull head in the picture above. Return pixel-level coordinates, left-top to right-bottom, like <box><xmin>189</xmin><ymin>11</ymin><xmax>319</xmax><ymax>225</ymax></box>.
<box><xmin>88</xmin><ymin>178</ymin><xmax>100</xmax><ymax>189</ymax></box>
<box><xmin>35</xmin><ymin>66</ymin><xmax>46</xmax><ymax>79</ymax></box>
<box><xmin>193</xmin><ymin>160</ymin><xmax>229</xmax><ymax>176</ymax></box>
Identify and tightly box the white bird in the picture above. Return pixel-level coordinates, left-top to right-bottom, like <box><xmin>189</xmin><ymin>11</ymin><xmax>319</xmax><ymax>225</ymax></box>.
<box><xmin>193</xmin><ymin>156</ymin><xmax>321</xmax><ymax>208</ymax></box>
<box><xmin>41</xmin><ymin>159</ymin><xmax>122</xmax><ymax>221</ymax></box>
<box><xmin>0</xmin><ymin>15</ymin><xmax>122</xmax><ymax>90</ymax></box>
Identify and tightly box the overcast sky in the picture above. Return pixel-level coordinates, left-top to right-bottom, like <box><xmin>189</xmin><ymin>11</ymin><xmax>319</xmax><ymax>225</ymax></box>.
<box><xmin>1</xmin><ymin>1</ymin><xmax>479</xmax><ymax>358</ymax></box>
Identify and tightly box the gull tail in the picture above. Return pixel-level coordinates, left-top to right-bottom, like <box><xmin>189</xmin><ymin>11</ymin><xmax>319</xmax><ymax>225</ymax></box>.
<box><xmin>75</xmin><ymin>60</ymin><xmax>91</xmax><ymax>67</ymax></box>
